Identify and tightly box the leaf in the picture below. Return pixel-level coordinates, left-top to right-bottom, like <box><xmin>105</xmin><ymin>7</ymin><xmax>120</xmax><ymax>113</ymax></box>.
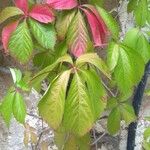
<box><xmin>29</xmin><ymin>4</ymin><xmax>55</xmax><ymax>23</ymax></box>
<box><xmin>107</xmin><ymin>98</ymin><xmax>118</xmax><ymax>110</ymax></box>
<box><xmin>108</xmin><ymin>43</ymin><xmax>145</xmax><ymax>93</ymax></box>
<box><xmin>77</xmin><ymin>133</ymin><xmax>91</xmax><ymax>150</ymax></box>
<box><xmin>29</xmin><ymin>18</ymin><xmax>56</xmax><ymax>49</ymax></box>
<box><xmin>123</xmin><ymin>28</ymin><xmax>150</xmax><ymax>63</ymax></box>
<box><xmin>144</xmin><ymin>127</ymin><xmax>150</xmax><ymax>139</ymax></box>
<box><xmin>33</xmin><ymin>51</ymin><xmax>56</xmax><ymax>69</ymax></box>
<box><xmin>30</xmin><ymin>54</ymin><xmax>73</xmax><ymax>86</ymax></box>
<box><xmin>1</xmin><ymin>90</ymin><xmax>15</xmax><ymax>126</ymax></box>
<box><xmin>14</xmin><ymin>0</ymin><xmax>28</xmax><ymax>15</ymax></box>
<box><xmin>96</xmin><ymin>6</ymin><xmax>120</xmax><ymax>39</ymax></box>
<box><xmin>10</xmin><ymin>68</ymin><xmax>22</xmax><ymax>84</ymax></box>
<box><xmin>13</xmin><ymin>92</ymin><xmax>26</xmax><ymax>124</ymax></box>
<box><xmin>76</xmin><ymin>53</ymin><xmax>111</xmax><ymax>79</ymax></box>
<box><xmin>81</xmin><ymin>69</ymin><xmax>106</xmax><ymax>120</ymax></box>
<box><xmin>134</xmin><ymin>0</ymin><xmax>148</xmax><ymax>26</ymax></box>
<box><xmin>67</xmin><ymin>10</ymin><xmax>90</xmax><ymax>57</ymax></box>
<box><xmin>9</xmin><ymin>20</ymin><xmax>33</xmax><ymax>63</ymax></box>
<box><xmin>56</xmin><ymin>10</ymin><xmax>75</xmax><ymax>40</ymax></box>
<box><xmin>107</xmin><ymin>42</ymin><xmax>119</xmax><ymax>71</ymax></box>
<box><xmin>46</xmin><ymin>0</ymin><xmax>78</xmax><ymax>10</ymax></box>
<box><xmin>107</xmin><ymin>107</ymin><xmax>121</xmax><ymax>135</ymax></box>
<box><xmin>63</xmin><ymin>72</ymin><xmax>94</xmax><ymax>136</ymax></box>
<box><xmin>0</xmin><ymin>7</ymin><xmax>23</xmax><ymax>24</ymax></box>
<box><xmin>127</xmin><ymin>0</ymin><xmax>137</xmax><ymax>12</ymax></box>
<box><xmin>2</xmin><ymin>21</ymin><xmax>19</xmax><ymax>53</ymax></box>
<box><xmin>82</xmin><ymin>5</ymin><xmax>108</xmax><ymax>47</ymax></box>
<box><xmin>89</xmin><ymin>0</ymin><xmax>105</xmax><ymax>6</ymax></box>
<box><xmin>121</xmin><ymin>103</ymin><xmax>136</xmax><ymax>124</ymax></box>
<box><xmin>38</xmin><ymin>70</ymin><xmax>71</xmax><ymax>129</ymax></box>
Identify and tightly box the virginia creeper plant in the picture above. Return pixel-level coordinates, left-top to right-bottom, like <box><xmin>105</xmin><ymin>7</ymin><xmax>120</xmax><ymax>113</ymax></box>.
<box><xmin>0</xmin><ymin>0</ymin><xmax>150</xmax><ymax>149</ymax></box>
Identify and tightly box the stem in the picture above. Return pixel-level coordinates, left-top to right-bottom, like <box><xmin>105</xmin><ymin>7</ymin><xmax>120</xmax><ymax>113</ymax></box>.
<box><xmin>127</xmin><ymin>61</ymin><xmax>150</xmax><ymax>150</ymax></box>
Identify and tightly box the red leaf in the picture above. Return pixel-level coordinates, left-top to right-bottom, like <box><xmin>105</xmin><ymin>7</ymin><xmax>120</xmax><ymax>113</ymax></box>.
<box><xmin>81</xmin><ymin>5</ymin><xmax>108</xmax><ymax>47</ymax></box>
<box><xmin>46</xmin><ymin>0</ymin><xmax>78</xmax><ymax>10</ymax></box>
<box><xmin>2</xmin><ymin>21</ymin><xmax>19</xmax><ymax>53</ymax></box>
<box><xmin>29</xmin><ymin>4</ymin><xmax>55</xmax><ymax>23</ymax></box>
<box><xmin>14</xmin><ymin>0</ymin><xmax>28</xmax><ymax>15</ymax></box>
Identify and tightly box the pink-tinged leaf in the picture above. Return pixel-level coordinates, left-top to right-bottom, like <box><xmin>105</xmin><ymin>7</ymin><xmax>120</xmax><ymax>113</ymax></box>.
<box><xmin>29</xmin><ymin>4</ymin><xmax>55</xmax><ymax>23</ymax></box>
<box><xmin>67</xmin><ymin>11</ymin><xmax>90</xmax><ymax>57</ymax></box>
<box><xmin>46</xmin><ymin>0</ymin><xmax>78</xmax><ymax>10</ymax></box>
<box><xmin>81</xmin><ymin>5</ymin><xmax>109</xmax><ymax>47</ymax></box>
<box><xmin>14</xmin><ymin>0</ymin><xmax>28</xmax><ymax>15</ymax></box>
<box><xmin>2</xmin><ymin>21</ymin><xmax>19</xmax><ymax>53</ymax></box>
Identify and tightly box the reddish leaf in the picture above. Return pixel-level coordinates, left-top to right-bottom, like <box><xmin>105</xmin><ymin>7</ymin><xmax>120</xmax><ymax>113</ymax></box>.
<box><xmin>81</xmin><ymin>5</ymin><xmax>108</xmax><ymax>47</ymax></box>
<box><xmin>46</xmin><ymin>0</ymin><xmax>78</xmax><ymax>10</ymax></box>
<box><xmin>14</xmin><ymin>0</ymin><xmax>28</xmax><ymax>15</ymax></box>
<box><xmin>2</xmin><ymin>21</ymin><xmax>19</xmax><ymax>53</ymax></box>
<box><xmin>29</xmin><ymin>4</ymin><xmax>55</xmax><ymax>23</ymax></box>
<box><xmin>67</xmin><ymin>11</ymin><xmax>90</xmax><ymax>57</ymax></box>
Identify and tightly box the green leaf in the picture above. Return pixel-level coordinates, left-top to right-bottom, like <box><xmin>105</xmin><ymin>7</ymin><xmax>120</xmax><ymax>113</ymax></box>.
<box><xmin>38</xmin><ymin>70</ymin><xmax>71</xmax><ymax>129</ymax></box>
<box><xmin>121</xmin><ymin>103</ymin><xmax>136</xmax><ymax>124</ymax></box>
<box><xmin>29</xmin><ymin>18</ymin><xmax>56</xmax><ymax>49</ymax></box>
<box><xmin>107</xmin><ymin>107</ymin><xmax>121</xmax><ymax>135</ymax></box>
<box><xmin>144</xmin><ymin>127</ymin><xmax>150</xmax><ymax>139</ymax></box>
<box><xmin>89</xmin><ymin>0</ymin><xmax>105</xmax><ymax>6</ymax></box>
<box><xmin>1</xmin><ymin>90</ymin><xmax>15</xmax><ymax>126</ymax></box>
<box><xmin>0</xmin><ymin>7</ymin><xmax>23</xmax><ymax>24</ymax></box>
<box><xmin>109</xmin><ymin>43</ymin><xmax>145</xmax><ymax>93</ymax></box>
<box><xmin>124</xmin><ymin>28</ymin><xmax>150</xmax><ymax>63</ymax></box>
<box><xmin>107</xmin><ymin>98</ymin><xmax>118</xmax><ymax>110</ymax></box>
<box><xmin>81</xmin><ymin>69</ymin><xmax>106</xmax><ymax>120</ymax></box>
<box><xmin>134</xmin><ymin>0</ymin><xmax>148</xmax><ymax>26</ymax></box>
<box><xmin>33</xmin><ymin>51</ymin><xmax>56</xmax><ymax>69</ymax></box>
<box><xmin>107</xmin><ymin>42</ymin><xmax>119</xmax><ymax>71</ymax></box>
<box><xmin>56</xmin><ymin>10</ymin><xmax>75</xmax><ymax>40</ymax></box>
<box><xmin>9</xmin><ymin>20</ymin><xmax>33</xmax><ymax>63</ymax></box>
<box><xmin>10</xmin><ymin>68</ymin><xmax>22</xmax><ymax>84</ymax></box>
<box><xmin>76</xmin><ymin>53</ymin><xmax>111</xmax><ymax>79</ymax></box>
<box><xmin>96</xmin><ymin>6</ymin><xmax>120</xmax><ymax>39</ymax></box>
<box><xmin>63</xmin><ymin>72</ymin><xmax>94</xmax><ymax>136</ymax></box>
<box><xmin>127</xmin><ymin>0</ymin><xmax>137</xmax><ymax>12</ymax></box>
<box><xmin>30</xmin><ymin>54</ymin><xmax>73</xmax><ymax>87</ymax></box>
<box><xmin>13</xmin><ymin>92</ymin><xmax>26</xmax><ymax>124</ymax></box>
<box><xmin>77</xmin><ymin>133</ymin><xmax>91</xmax><ymax>150</ymax></box>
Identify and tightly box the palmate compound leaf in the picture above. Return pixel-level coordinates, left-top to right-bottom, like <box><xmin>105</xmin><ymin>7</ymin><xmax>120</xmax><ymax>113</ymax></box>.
<box><xmin>29</xmin><ymin>18</ymin><xmax>56</xmax><ymax>50</ymax></box>
<box><xmin>107</xmin><ymin>42</ymin><xmax>145</xmax><ymax>93</ymax></box>
<box><xmin>80</xmin><ymin>69</ymin><xmax>106</xmax><ymax>120</ymax></box>
<box><xmin>123</xmin><ymin>28</ymin><xmax>150</xmax><ymax>63</ymax></box>
<box><xmin>0</xmin><ymin>7</ymin><xmax>23</xmax><ymax>24</ymax></box>
<box><xmin>67</xmin><ymin>10</ymin><xmax>90</xmax><ymax>57</ymax></box>
<box><xmin>63</xmin><ymin>71</ymin><xmax>94</xmax><ymax>136</ymax></box>
<box><xmin>76</xmin><ymin>53</ymin><xmax>111</xmax><ymax>79</ymax></box>
<box><xmin>38</xmin><ymin>70</ymin><xmax>71</xmax><ymax>129</ymax></box>
<box><xmin>8</xmin><ymin>20</ymin><xmax>33</xmax><ymax>63</ymax></box>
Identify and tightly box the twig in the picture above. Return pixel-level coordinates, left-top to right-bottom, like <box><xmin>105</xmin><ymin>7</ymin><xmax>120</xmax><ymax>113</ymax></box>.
<box><xmin>91</xmin><ymin>132</ymin><xmax>106</xmax><ymax>146</ymax></box>
<box><xmin>92</xmin><ymin>129</ymin><xmax>98</xmax><ymax>150</ymax></box>
<box><xmin>101</xmin><ymin>80</ymin><xmax>116</xmax><ymax>97</ymax></box>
